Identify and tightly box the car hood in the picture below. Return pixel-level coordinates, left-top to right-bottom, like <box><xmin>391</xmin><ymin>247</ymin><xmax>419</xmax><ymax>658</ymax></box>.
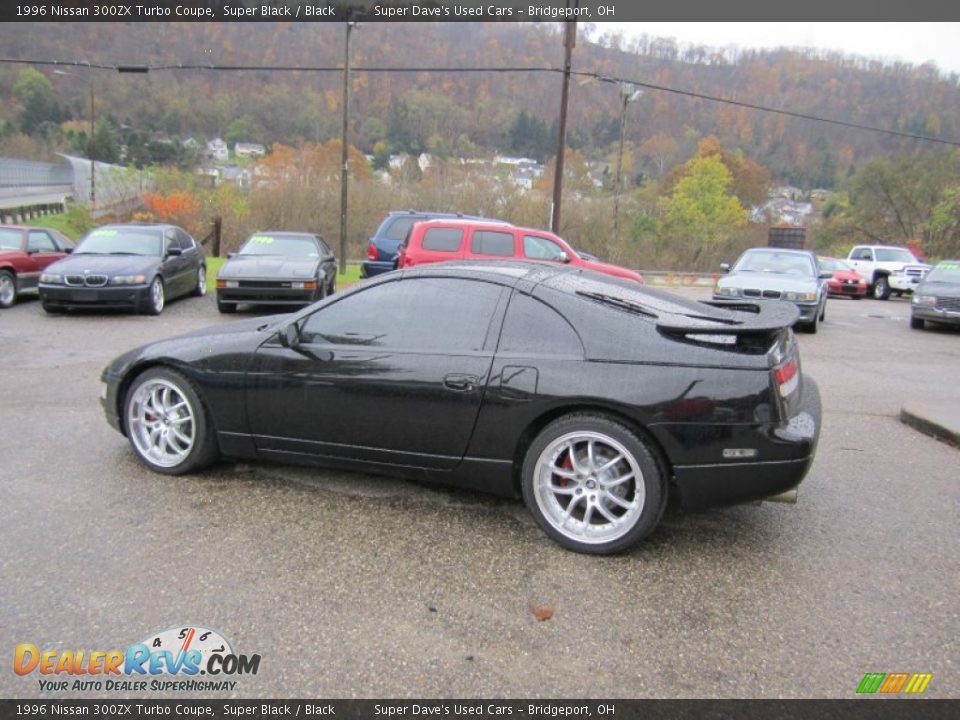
<box><xmin>577</xmin><ymin>258</ymin><xmax>644</xmax><ymax>283</ymax></box>
<box><xmin>46</xmin><ymin>253</ymin><xmax>160</xmax><ymax>276</ymax></box>
<box><xmin>917</xmin><ymin>280</ymin><xmax>960</xmax><ymax>297</ymax></box>
<box><xmin>218</xmin><ymin>255</ymin><xmax>319</xmax><ymax>279</ymax></box>
<box><xmin>831</xmin><ymin>270</ymin><xmax>863</xmax><ymax>281</ymax></box>
<box><xmin>718</xmin><ymin>271</ymin><xmax>818</xmax><ymax>292</ymax></box>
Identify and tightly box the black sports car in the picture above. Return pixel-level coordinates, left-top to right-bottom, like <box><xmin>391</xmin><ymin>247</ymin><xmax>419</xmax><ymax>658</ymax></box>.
<box><xmin>215</xmin><ymin>231</ymin><xmax>336</xmax><ymax>313</ymax></box>
<box><xmin>39</xmin><ymin>223</ymin><xmax>206</xmax><ymax>314</ymax></box>
<box><xmin>100</xmin><ymin>262</ymin><xmax>821</xmax><ymax>554</ymax></box>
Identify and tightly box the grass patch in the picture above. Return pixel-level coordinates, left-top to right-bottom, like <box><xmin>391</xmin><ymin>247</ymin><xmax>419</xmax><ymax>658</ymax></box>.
<box><xmin>204</xmin><ymin>257</ymin><xmax>364</xmax><ymax>291</ymax></box>
<box><xmin>29</xmin><ymin>206</ymin><xmax>95</xmax><ymax>242</ymax></box>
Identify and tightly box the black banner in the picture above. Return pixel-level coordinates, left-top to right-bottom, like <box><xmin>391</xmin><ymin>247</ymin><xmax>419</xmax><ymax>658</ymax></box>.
<box><xmin>1</xmin><ymin>1</ymin><xmax>958</xmax><ymax>23</ymax></box>
<box><xmin>0</xmin><ymin>700</ymin><xmax>957</xmax><ymax>719</ymax></box>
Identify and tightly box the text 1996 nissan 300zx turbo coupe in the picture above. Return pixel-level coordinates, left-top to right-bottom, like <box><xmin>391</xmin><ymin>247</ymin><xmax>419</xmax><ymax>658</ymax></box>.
<box><xmin>100</xmin><ymin>262</ymin><xmax>820</xmax><ymax>554</ymax></box>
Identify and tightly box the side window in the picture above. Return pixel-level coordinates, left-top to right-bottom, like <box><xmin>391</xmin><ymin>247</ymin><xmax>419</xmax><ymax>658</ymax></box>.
<box><xmin>164</xmin><ymin>231</ymin><xmax>182</xmax><ymax>253</ymax></box>
<box><xmin>498</xmin><ymin>293</ymin><xmax>583</xmax><ymax>357</ymax></box>
<box><xmin>27</xmin><ymin>231</ymin><xmax>57</xmax><ymax>253</ymax></box>
<box><xmin>299</xmin><ymin>278</ymin><xmax>503</xmax><ymax>352</ymax></box>
<box><xmin>421</xmin><ymin>227</ymin><xmax>463</xmax><ymax>252</ymax></box>
<box><xmin>470</xmin><ymin>230</ymin><xmax>515</xmax><ymax>257</ymax></box>
<box><xmin>177</xmin><ymin>229</ymin><xmax>196</xmax><ymax>250</ymax></box>
<box><xmin>316</xmin><ymin>237</ymin><xmax>332</xmax><ymax>257</ymax></box>
<box><xmin>523</xmin><ymin>235</ymin><xmax>567</xmax><ymax>261</ymax></box>
<box><xmin>854</xmin><ymin>248</ymin><xmax>873</xmax><ymax>261</ymax></box>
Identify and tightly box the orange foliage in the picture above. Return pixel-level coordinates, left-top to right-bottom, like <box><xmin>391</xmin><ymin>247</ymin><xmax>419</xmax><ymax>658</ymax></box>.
<box><xmin>142</xmin><ymin>191</ymin><xmax>201</xmax><ymax>224</ymax></box>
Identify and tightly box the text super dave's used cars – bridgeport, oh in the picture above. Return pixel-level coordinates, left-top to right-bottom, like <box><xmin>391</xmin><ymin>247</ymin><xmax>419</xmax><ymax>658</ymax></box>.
<box><xmin>99</xmin><ymin>262</ymin><xmax>821</xmax><ymax>554</ymax></box>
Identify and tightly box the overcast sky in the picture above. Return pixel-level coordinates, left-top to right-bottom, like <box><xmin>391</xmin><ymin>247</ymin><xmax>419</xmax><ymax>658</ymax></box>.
<box><xmin>600</xmin><ymin>23</ymin><xmax>960</xmax><ymax>75</ymax></box>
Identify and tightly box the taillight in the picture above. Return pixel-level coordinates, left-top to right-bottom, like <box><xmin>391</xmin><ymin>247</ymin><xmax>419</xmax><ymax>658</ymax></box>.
<box><xmin>367</xmin><ymin>242</ymin><xmax>379</xmax><ymax>261</ymax></box>
<box><xmin>773</xmin><ymin>357</ymin><xmax>799</xmax><ymax>397</ymax></box>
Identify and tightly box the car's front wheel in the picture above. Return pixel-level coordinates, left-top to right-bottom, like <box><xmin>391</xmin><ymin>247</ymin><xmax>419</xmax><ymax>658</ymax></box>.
<box><xmin>124</xmin><ymin>367</ymin><xmax>218</xmax><ymax>474</ymax></box>
<box><xmin>873</xmin><ymin>276</ymin><xmax>891</xmax><ymax>300</ymax></box>
<box><xmin>145</xmin><ymin>276</ymin><xmax>165</xmax><ymax>315</ymax></box>
<box><xmin>522</xmin><ymin>414</ymin><xmax>666</xmax><ymax>554</ymax></box>
<box><xmin>910</xmin><ymin>316</ymin><xmax>925</xmax><ymax>330</ymax></box>
<box><xmin>0</xmin><ymin>270</ymin><xmax>18</xmax><ymax>308</ymax></box>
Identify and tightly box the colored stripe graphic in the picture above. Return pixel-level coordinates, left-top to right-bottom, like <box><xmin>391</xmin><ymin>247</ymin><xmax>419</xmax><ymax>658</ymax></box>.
<box><xmin>904</xmin><ymin>673</ymin><xmax>933</xmax><ymax>694</ymax></box>
<box><xmin>857</xmin><ymin>672</ymin><xmax>933</xmax><ymax>694</ymax></box>
<box><xmin>857</xmin><ymin>673</ymin><xmax>885</xmax><ymax>694</ymax></box>
<box><xmin>879</xmin><ymin>673</ymin><xmax>910</xmax><ymax>693</ymax></box>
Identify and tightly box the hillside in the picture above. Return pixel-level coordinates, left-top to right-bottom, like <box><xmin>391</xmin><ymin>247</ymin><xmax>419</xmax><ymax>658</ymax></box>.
<box><xmin>2</xmin><ymin>21</ymin><xmax>959</xmax><ymax>187</ymax></box>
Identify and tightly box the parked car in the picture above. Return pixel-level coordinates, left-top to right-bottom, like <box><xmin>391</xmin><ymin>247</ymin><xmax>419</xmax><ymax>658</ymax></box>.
<box><xmin>714</xmin><ymin>248</ymin><xmax>830</xmax><ymax>333</ymax></box>
<box><xmin>846</xmin><ymin>245</ymin><xmax>931</xmax><ymax>300</ymax></box>
<box><xmin>910</xmin><ymin>260</ymin><xmax>960</xmax><ymax>330</ymax></box>
<box><xmin>38</xmin><ymin>223</ymin><xmax>205</xmax><ymax>315</ymax></box>
<box><xmin>100</xmin><ymin>261</ymin><xmax>820</xmax><ymax>555</ymax></box>
<box><xmin>361</xmin><ymin>210</ymin><xmax>501</xmax><ymax>278</ymax></box>
<box><xmin>818</xmin><ymin>256</ymin><xmax>867</xmax><ymax>299</ymax></box>
<box><xmin>397</xmin><ymin>219</ymin><xmax>645</xmax><ymax>284</ymax></box>
<box><xmin>215</xmin><ymin>231</ymin><xmax>336</xmax><ymax>313</ymax></box>
<box><xmin>0</xmin><ymin>225</ymin><xmax>74</xmax><ymax>308</ymax></box>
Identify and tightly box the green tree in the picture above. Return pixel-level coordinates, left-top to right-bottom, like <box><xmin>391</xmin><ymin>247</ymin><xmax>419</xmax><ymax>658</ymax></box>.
<box><xmin>14</xmin><ymin>69</ymin><xmax>65</xmax><ymax>135</ymax></box>
<box><xmin>659</xmin><ymin>154</ymin><xmax>748</xmax><ymax>265</ymax></box>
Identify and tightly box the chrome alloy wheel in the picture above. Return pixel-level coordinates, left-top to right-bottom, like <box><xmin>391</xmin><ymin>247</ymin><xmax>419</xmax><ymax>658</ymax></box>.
<box><xmin>533</xmin><ymin>431</ymin><xmax>645</xmax><ymax>545</ymax></box>
<box><xmin>0</xmin><ymin>272</ymin><xmax>16</xmax><ymax>307</ymax></box>
<box><xmin>150</xmin><ymin>277</ymin><xmax>165</xmax><ymax>313</ymax></box>
<box><xmin>197</xmin><ymin>268</ymin><xmax>207</xmax><ymax>295</ymax></box>
<box><xmin>127</xmin><ymin>378</ymin><xmax>196</xmax><ymax>468</ymax></box>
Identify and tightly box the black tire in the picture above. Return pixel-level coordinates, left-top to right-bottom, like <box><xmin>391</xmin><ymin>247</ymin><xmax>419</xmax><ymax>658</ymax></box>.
<box><xmin>872</xmin><ymin>275</ymin><xmax>891</xmax><ymax>300</ymax></box>
<box><xmin>0</xmin><ymin>269</ymin><xmax>18</xmax><ymax>308</ymax></box>
<box><xmin>910</xmin><ymin>316</ymin><xmax>925</xmax><ymax>330</ymax></box>
<box><xmin>123</xmin><ymin>367</ymin><xmax>219</xmax><ymax>475</ymax></box>
<box><xmin>216</xmin><ymin>293</ymin><xmax>236</xmax><ymax>314</ymax></box>
<box><xmin>192</xmin><ymin>265</ymin><xmax>207</xmax><ymax>297</ymax></box>
<box><xmin>144</xmin><ymin>276</ymin><xmax>165</xmax><ymax>315</ymax></box>
<box><xmin>819</xmin><ymin>301</ymin><xmax>826</xmax><ymax>322</ymax></box>
<box><xmin>521</xmin><ymin>413</ymin><xmax>666</xmax><ymax>555</ymax></box>
<box><xmin>328</xmin><ymin>277</ymin><xmax>336</xmax><ymax>296</ymax></box>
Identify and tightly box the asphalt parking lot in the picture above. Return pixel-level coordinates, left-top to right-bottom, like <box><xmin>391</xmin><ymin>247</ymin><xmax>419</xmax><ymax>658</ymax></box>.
<box><xmin>1</xmin><ymin>288</ymin><xmax>958</xmax><ymax>699</ymax></box>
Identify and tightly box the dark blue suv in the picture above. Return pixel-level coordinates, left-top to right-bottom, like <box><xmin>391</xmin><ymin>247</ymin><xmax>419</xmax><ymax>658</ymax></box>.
<box><xmin>362</xmin><ymin>210</ymin><xmax>500</xmax><ymax>278</ymax></box>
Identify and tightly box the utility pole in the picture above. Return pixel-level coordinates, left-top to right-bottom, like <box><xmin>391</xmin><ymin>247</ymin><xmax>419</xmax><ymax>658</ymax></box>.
<box><xmin>338</xmin><ymin>19</ymin><xmax>356</xmax><ymax>274</ymax></box>
<box><xmin>89</xmin><ymin>84</ymin><xmax>96</xmax><ymax>214</ymax></box>
<box><xmin>550</xmin><ymin>17</ymin><xmax>577</xmax><ymax>235</ymax></box>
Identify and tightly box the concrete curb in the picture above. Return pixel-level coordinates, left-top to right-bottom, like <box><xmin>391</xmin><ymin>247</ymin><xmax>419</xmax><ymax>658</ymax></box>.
<box><xmin>899</xmin><ymin>405</ymin><xmax>960</xmax><ymax>448</ymax></box>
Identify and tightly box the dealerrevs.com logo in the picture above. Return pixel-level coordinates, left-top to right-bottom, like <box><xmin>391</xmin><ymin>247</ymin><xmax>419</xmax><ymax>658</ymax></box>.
<box><xmin>14</xmin><ymin>625</ymin><xmax>261</xmax><ymax>692</ymax></box>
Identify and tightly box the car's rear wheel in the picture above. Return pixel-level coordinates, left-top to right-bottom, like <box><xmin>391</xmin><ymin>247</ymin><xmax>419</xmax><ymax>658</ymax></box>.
<box><xmin>192</xmin><ymin>265</ymin><xmax>207</xmax><ymax>297</ymax></box>
<box><xmin>0</xmin><ymin>270</ymin><xmax>17</xmax><ymax>308</ymax></box>
<box><xmin>873</xmin><ymin>276</ymin><xmax>891</xmax><ymax>300</ymax></box>
<box><xmin>522</xmin><ymin>414</ymin><xmax>665</xmax><ymax>554</ymax></box>
<box><xmin>124</xmin><ymin>367</ymin><xmax>218</xmax><ymax>475</ymax></box>
<box><xmin>145</xmin><ymin>276</ymin><xmax>165</xmax><ymax>315</ymax></box>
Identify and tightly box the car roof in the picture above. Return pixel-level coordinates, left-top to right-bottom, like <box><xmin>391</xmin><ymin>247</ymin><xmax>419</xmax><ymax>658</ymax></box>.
<box><xmin>416</xmin><ymin>218</ymin><xmax>515</xmax><ymax>228</ymax></box>
<box><xmin>743</xmin><ymin>247</ymin><xmax>814</xmax><ymax>257</ymax></box>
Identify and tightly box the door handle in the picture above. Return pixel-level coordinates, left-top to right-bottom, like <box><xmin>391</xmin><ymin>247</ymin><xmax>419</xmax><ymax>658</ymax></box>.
<box><xmin>443</xmin><ymin>374</ymin><xmax>479</xmax><ymax>392</ymax></box>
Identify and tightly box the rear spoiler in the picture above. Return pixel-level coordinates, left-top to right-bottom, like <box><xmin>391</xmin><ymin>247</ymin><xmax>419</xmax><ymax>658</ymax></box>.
<box><xmin>655</xmin><ymin>299</ymin><xmax>800</xmax><ymax>335</ymax></box>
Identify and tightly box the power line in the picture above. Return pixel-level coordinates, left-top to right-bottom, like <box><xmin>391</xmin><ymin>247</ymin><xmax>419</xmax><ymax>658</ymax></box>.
<box><xmin>2</xmin><ymin>56</ymin><xmax>959</xmax><ymax>148</ymax></box>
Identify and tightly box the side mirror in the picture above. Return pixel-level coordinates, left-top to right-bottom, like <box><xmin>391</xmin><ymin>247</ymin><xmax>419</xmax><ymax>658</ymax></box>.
<box><xmin>720</xmin><ymin>263</ymin><xmax>730</xmax><ymax>273</ymax></box>
<box><xmin>166</xmin><ymin>247</ymin><xmax>183</xmax><ymax>257</ymax></box>
<box><xmin>63</xmin><ymin>247</ymin><xmax>74</xmax><ymax>254</ymax></box>
<box><xmin>278</xmin><ymin>323</ymin><xmax>300</xmax><ymax>349</ymax></box>
<box><xmin>227</xmin><ymin>252</ymin><xmax>236</xmax><ymax>259</ymax></box>
<box><xmin>558</xmin><ymin>251</ymin><xmax>570</xmax><ymax>264</ymax></box>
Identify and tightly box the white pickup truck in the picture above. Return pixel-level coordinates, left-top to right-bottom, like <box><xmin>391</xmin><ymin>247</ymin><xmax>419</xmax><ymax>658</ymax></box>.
<box><xmin>846</xmin><ymin>245</ymin><xmax>931</xmax><ymax>300</ymax></box>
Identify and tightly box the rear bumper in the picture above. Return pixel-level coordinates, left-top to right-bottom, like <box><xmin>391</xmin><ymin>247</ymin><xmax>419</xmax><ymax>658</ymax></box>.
<box><xmin>672</xmin><ymin>375</ymin><xmax>821</xmax><ymax>510</ymax></box>
<box><xmin>39</xmin><ymin>283</ymin><xmax>151</xmax><ymax>311</ymax></box>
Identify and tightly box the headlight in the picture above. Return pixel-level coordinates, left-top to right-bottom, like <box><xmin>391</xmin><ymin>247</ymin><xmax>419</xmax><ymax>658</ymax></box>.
<box><xmin>40</xmin><ymin>273</ymin><xmax>62</xmax><ymax>284</ymax></box>
<box><xmin>913</xmin><ymin>294</ymin><xmax>936</xmax><ymax>306</ymax></box>
<box><xmin>715</xmin><ymin>286</ymin><xmax>739</xmax><ymax>297</ymax></box>
<box><xmin>784</xmin><ymin>291</ymin><xmax>818</xmax><ymax>302</ymax></box>
<box><xmin>108</xmin><ymin>275</ymin><xmax>146</xmax><ymax>285</ymax></box>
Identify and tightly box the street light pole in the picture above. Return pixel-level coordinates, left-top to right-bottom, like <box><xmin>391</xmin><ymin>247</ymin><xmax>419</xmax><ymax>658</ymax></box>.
<box><xmin>338</xmin><ymin>19</ymin><xmax>356</xmax><ymax>275</ymax></box>
<box><xmin>89</xmin><ymin>83</ymin><xmax>96</xmax><ymax>213</ymax></box>
<box><xmin>613</xmin><ymin>84</ymin><xmax>641</xmax><ymax>241</ymax></box>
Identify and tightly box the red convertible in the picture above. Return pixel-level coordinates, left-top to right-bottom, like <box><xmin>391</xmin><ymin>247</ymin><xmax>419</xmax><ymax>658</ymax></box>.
<box><xmin>0</xmin><ymin>225</ymin><xmax>74</xmax><ymax>308</ymax></box>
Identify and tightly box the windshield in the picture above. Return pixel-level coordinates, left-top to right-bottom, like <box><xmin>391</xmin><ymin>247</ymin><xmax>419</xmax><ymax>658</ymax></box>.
<box><xmin>818</xmin><ymin>258</ymin><xmax>852</xmax><ymax>273</ymax></box>
<box><xmin>238</xmin><ymin>234</ymin><xmax>319</xmax><ymax>258</ymax></box>
<box><xmin>735</xmin><ymin>251</ymin><xmax>814</xmax><ymax>277</ymax></box>
<box><xmin>0</xmin><ymin>228</ymin><xmax>22</xmax><ymax>250</ymax></box>
<box><xmin>75</xmin><ymin>228</ymin><xmax>162</xmax><ymax>256</ymax></box>
<box><xmin>926</xmin><ymin>261</ymin><xmax>960</xmax><ymax>283</ymax></box>
<box><xmin>875</xmin><ymin>248</ymin><xmax>918</xmax><ymax>263</ymax></box>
